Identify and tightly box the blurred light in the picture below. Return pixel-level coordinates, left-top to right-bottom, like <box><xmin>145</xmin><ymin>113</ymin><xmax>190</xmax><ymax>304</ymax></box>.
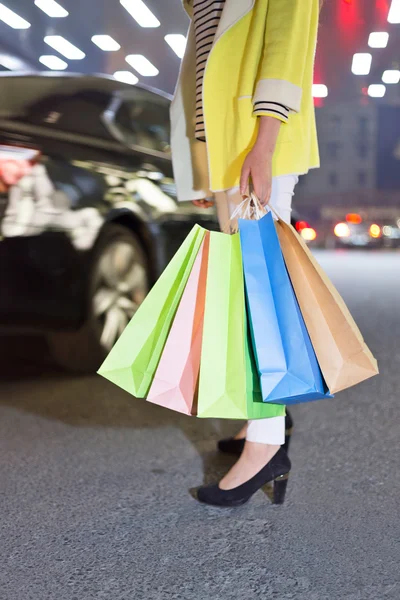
<box><xmin>126</xmin><ymin>54</ymin><xmax>159</xmax><ymax>76</ymax></box>
<box><xmin>0</xmin><ymin>145</ymin><xmax>40</xmax><ymax>161</ymax></box>
<box><xmin>113</xmin><ymin>71</ymin><xmax>139</xmax><ymax>85</ymax></box>
<box><xmin>0</xmin><ymin>54</ymin><xmax>27</xmax><ymax>70</ymax></box>
<box><xmin>368</xmin><ymin>84</ymin><xmax>386</xmax><ymax>97</ymax></box>
<box><xmin>120</xmin><ymin>0</ymin><xmax>160</xmax><ymax>27</ymax></box>
<box><xmin>312</xmin><ymin>84</ymin><xmax>328</xmax><ymax>98</ymax></box>
<box><xmin>368</xmin><ymin>32</ymin><xmax>389</xmax><ymax>47</ymax></box>
<box><xmin>34</xmin><ymin>0</ymin><xmax>68</xmax><ymax>18</ymax></box>
<box><xmin>301</xmin><ymin>227</ymin><xmax>317</xmax><ymax>242</ymax></box>
<box><xmin>388</xmin><ymin>0</ymin><xmax>400</xmax><ymax>23</ymax></box>
<box><xmin>92</xmin><ymin>35</ymin><xmax>121</xmax><ymax>51</ymax></box>
<box><xmin>295</xmin><ymin>220</ymin><xmax>310</xmax><ymax>232</ymax></box>
<box><xmin>382</xmin><ymin>69</ymin><xmax>400</xmax><ymax>84</ymax></box>
<box><xmin>334</xmin><ymin>222</ymin><xmax>351</xmax><ymax>238</ymax></box>
<box><xmin>0</xmin><ymin>3</ymin><xmax>31</xmax><ymax>28</ymax></box>
<box><xmin>369</xmin><ymin>224</ymin><xmax>381</xmax><ymax>238</ymax></box>
<box><xmin>39</xmin><ymin>55</ymin><xmax>68</xmax><ymax>70</ymax></box>
<box><xmin>165</xmin><ymin>34</ymin><xmax>187</xmax><ymax>58</ymax></box>
<box><xmin>44</xmin><ymin>36</ymin><xmax>85</xmax><ymax>60</ymax></box>
<box><xmin>383</xmin><ymin>226</ymin><xmax>393</xmax><ymax>237</ymax></box>
<box><xmin>346</xmin><ymin>213</ymin><xmax>362</xmax><ymax>224</ymax></box>
<box><xmin>397</xmin><ymin>218</ymin><xmax>400</xmax><ymax>229</ymax></box>
<box><xmin>352</xmin><ymin>53</ymin><xmax>372</xmax><ymax>75</ymax></box>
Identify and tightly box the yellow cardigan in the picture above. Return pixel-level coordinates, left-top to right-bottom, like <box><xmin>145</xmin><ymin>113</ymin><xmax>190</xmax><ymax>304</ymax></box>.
<box><xmin>170</xmin><ymin>0</ymin><xmax>320</xmax><ymax>201</ymax></box>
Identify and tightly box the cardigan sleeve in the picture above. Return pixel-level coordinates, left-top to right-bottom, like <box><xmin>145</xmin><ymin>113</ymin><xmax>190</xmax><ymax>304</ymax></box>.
<box><xmin>252</xmin><ymin>101</ymin><xmax>290</xmax><ymax>123</ymax></box>
<box><xmin>253</xmin><ymin>0</ymin><xmax>318</xmax><ymax>114</ymax></box>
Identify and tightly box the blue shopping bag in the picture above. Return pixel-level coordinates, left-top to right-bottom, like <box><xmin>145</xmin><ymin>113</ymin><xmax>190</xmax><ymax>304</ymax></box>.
<box><xmin>239</xmin><ymin>211</ymin><xmax>332</xmax><ymax>405</ymax></box>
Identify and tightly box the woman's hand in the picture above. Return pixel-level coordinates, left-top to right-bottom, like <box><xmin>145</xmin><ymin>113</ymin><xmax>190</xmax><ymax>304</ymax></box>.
<box><xmin>240</xmin><ymin>146</ymin><xmax>273</xmax><ymax>206</ymax></box>
<box><xmin>192</xmin><ymin>199</ymin><xmax>214</xmax><ymax>208</ymax></box>
<box><xmin>240</xmin><ymin>115</ymin><xmax>282</xmax><ymax>206</ymax></box>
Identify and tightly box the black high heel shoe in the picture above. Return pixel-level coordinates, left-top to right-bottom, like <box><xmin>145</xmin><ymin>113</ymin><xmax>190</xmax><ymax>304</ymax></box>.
<box><xmin>197</xmin><ymin>447</ymin><xmax>291</xmax><ymax>507</ymax></box>
<box><xmin>217</xmin><ymin>410</ymin><xmax>294</xmax><ymax>455</ymax></box>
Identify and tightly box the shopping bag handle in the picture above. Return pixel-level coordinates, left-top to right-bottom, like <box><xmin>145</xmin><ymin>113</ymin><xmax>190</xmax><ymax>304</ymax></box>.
<box><xmin>224</xmin><ymin>193</ymin><xmax>283</xmax><ymax>233</ymax></box>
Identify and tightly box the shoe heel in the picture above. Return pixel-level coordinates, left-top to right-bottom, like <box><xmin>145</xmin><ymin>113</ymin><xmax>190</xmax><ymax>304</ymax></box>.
<box><xmin>273</xmin><ymin>472</ymin><xmax>289</xmax><ymax>505</ymax></box>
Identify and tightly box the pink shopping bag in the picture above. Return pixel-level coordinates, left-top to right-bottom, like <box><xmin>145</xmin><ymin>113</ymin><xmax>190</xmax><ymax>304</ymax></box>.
<box><xmin>147</xmin><ymin>232</ymin><xmax>210</xmax><ymax>415</ymax></box>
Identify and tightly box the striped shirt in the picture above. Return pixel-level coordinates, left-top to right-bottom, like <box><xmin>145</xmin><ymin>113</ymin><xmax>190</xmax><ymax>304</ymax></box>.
<box><xmin>192</xmin><ymin>0</ymin><xmax>290</xmax><ymax>143</ymax></box>
<box><xmin>193</xmin><ymin>0</ymin><xmax>225</xmax><ymax>142</ymax></box>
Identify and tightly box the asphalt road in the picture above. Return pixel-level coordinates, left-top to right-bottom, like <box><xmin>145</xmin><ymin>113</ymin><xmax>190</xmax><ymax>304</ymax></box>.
<box><xmin>0</xmin><ymin>250</ymin><xmax>399</xmax><ymax>600</ymax></box>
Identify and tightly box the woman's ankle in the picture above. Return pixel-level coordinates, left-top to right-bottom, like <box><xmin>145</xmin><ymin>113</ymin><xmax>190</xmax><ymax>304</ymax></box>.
<box><xmin>234</xmin><ymin>423</ymin><xmax>248</xmax><ymax>439</ymax></box>
<box><xmin>242</xmin><ymin>441</ymin><xmax>280</xmax><ymax>464</ymax></box>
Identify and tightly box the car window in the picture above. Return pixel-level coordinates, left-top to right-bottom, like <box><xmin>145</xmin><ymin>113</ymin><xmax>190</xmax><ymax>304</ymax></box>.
<box><xmin>110</xmin><ymin>90</ymin><xmax>171</xmax><ymax>154</ymax></box>
<box><xmin>15</xmin><ymin>90</ymin><xmax>113</xmax><ymax>140</ymax></box>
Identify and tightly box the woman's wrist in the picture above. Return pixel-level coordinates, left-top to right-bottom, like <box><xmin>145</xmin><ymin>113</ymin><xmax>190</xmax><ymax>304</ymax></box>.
<box><xmin>254</xmin><ymin>115</ymin><xmax>282</xmax><ymax>155</ymax></box>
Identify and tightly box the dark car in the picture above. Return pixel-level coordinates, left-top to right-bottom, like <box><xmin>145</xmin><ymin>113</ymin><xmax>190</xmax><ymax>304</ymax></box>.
<box><xmin>0</xmin><ymin>73</ymin><xmax>218</xmax><ymax>372</ymax></box>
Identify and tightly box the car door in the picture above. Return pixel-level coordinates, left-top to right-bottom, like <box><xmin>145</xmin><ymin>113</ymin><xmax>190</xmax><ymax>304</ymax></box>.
<box><xmin>103</xmin><ymin>87</ymin><xmax>218</xmax><ymax>263</ymax></box>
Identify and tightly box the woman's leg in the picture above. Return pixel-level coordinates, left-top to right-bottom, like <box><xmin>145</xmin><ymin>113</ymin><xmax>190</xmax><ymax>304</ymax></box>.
<box><xmin>214</xmin><ymin>175</ymin><xmax>299</xmax><ymax>489</ymax></box>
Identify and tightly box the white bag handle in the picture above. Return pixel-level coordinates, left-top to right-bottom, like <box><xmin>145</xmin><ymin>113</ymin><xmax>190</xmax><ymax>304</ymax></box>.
<box><xmin>224</xmin><ymin>192</ymin><xmax>284</xmax><ymax>234</ymax></box>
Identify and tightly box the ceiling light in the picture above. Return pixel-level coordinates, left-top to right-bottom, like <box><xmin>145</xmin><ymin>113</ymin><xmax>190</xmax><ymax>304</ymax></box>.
<box><xmin>388</xmin><ymin>0</ymin><xmax>400</xmax><ymax>23</ymax></box>
<box><xmin>120</xmin><ymin>0</ymin><xmax>160</xmax><ymax>28</ymax></box>
<box><xmin>368</xmin><ymin>84</ymin><xmax>386</xmax><ymax>98</ymax></box>
<box><xmin>368</xmin><ymin>32</ymin><xmax>389</xmax><ymax>48</ymax></box>
<box><xmin>312</xmin><ymin>84</ymin><xmax>328</xmax><ymax>98</ymax></box>
<box><xmin>165</xmin><ymin>34</ymin><xmax>187</xmax><ymax>58</ymax></box>
<box><xmin>351</xmin><ymin>53</ymin><xmax>372</xmax><ymax>75</ymax></box>
<box><xmin>0</xmin><ymin>54</ymin><xmax>27</xmax><ymax>70</ymax></box>
<box><xmin>0</xmin><ymin>3</ymin><xmax>30</xmax><ymax>28</ymax></box>
<box><xmin>34</xmin><ymin>0</ymin><xmax>68</xmax><ymax>18</ymax></box>
<box><xmin>44</xmin><ymin>35</ymin><xmax>85</xmax><ymax>60</ymax></box>
<box><xmin>114</xmin><ymin>71</ymin><xmax>139</xmax><ymax>85</ymax></box>
<box><xmin>39</xmin><ymin>55</ymin><xmax>68</xmax><ymax>70</ymax></box>
<box><xmin>126</xmin><ymin>54</ymin><xmax>159</xmax><ymax>76</ymax></box>
<box><xmin>92</xmin><ymin>35</ymin><xmax>121</xmax><ymax>51</ymax></box>
<box><xmin>382</xmin><ymin>69</ymin><xmax>400</xmax><ymax>84</ymax></box>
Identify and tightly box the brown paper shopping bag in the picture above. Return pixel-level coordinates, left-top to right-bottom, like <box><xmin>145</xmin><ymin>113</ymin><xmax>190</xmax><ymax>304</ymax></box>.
<box><xmin>276</xmin><ymin>220</ymin><xmax>379</xmax><ymax>393</ymax></box>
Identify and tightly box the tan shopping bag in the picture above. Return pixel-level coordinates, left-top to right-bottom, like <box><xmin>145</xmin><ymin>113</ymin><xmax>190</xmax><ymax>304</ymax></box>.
<box><xmin>276</xmin><ymin>220</ymin><xmax>379</xmax><ymax>393</ymax></box>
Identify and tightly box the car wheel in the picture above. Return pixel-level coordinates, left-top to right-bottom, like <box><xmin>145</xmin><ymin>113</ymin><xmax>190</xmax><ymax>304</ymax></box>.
<box><xmin>48</xmin><ymin>224</ymin><xmax>150</xmax><ymax>373</ymax></box>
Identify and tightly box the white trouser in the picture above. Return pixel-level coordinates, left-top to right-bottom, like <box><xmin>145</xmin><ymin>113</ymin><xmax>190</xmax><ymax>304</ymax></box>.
<box><xmin>214</xmin><ymin>174</ymin><xmax>299</xmax><ymax>445</ymax></box>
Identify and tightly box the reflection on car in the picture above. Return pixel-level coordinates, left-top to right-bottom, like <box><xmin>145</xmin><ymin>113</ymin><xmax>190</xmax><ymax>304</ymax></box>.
<box><xmin>0</xmin><ymin>73</ymin><xmax>217</xmax><ymax>372</ymax></box>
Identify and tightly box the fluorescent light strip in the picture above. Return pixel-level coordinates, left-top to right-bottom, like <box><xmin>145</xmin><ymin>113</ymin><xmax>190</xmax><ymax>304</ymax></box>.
<box><xmin>388</xmin><ymin>0</ymin><xmax>400</xmax><ymax>23</ymax></box>
<box><xmin>39</xmin><ymin>55</ymin><xmax>68</xmax><ymax>70</ymax></box>
<box><xmin>114</xmin><ymin>71</ymin><xmax>139</xmax><ymax>85</ymax></box>
<box><xmin>92</xmin><ymin>35</ymin><xmax>121</xmax><ymax>51</ymax></box>
<box><xmin>351</xmin><ymin>53</ymin><xmax>372</xmax><ymax>75</ymax></box>
<box><xmin>368</xmin><ymin>84</ymin><xmax>386</xmax><ymax>98</ymax></box>
<box><xmin>368</xmin><ymin>32</ymin><xmax>389</xmax><ymax>48</ymax></box>
<box><xmin>44</xmin><ymin>35</ymin><xmax>85</xmax><ymax>60</ymax></box>
<box><xmin>0</xmin><ymin>54</ymin><xmax>27</xmax><ymax>70</ymax></box>
<box><xmin>126</xmin><ymin>54</ymin><xmax>159</xmax><ymax>76</ymax></box>
<box><xmin>165</xmin><ymin>34</ymin><xmax>187</xmax><ymax>58</ymax></box>
<box><xmin>34</xmin><ymin>0</ymin><xmax>68</xmax><ymax>18</ymax></box>
<box><xmin>0</xmin><ymin>3</ymin><xmax>31</xmax><ymax>29</ymax></box>
<box><xmin>312</xmin><ymin>84</ymin><xmax>328</xmax><ymax>98</ymax></box>
<box><xmin>382</xmin><ymin>69</ymin><xmax>400</xmax><ymax>84</ymax></box>
<box><xmin>120</xmin><ymin>0</ymin><xmax>160</xmax><ymax>28</ymax></box>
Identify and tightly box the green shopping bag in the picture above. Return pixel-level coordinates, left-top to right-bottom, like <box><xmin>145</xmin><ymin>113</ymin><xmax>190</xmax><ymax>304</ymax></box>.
<box><xmin>98</xmin><ymin>225</ymin><xmax>206</xmax><ymax>398</ymax></box>
<box><xmin>197</xmin><ymin>231</ymin><xmax>285</xmax><ymax>419</ymax></box>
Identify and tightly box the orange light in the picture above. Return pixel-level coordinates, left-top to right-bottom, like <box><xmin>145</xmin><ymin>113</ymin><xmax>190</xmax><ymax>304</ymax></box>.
<box><xmin>295</xmin><ymin>220</ymin><xmax>309</xmax><ymax>232</ymax></box>
<box><xmin>369</xmin><ymin>224</ymin><xmax>381</xmax><ymax>238</ymax></box>
<box><xmin>334</xmin><ymin>222</ymin><xmax>350</xmax><ymax>238</ymax></box>
<box><xmin>301</xmin><ymin>227</ymin><xmax>317</xmax><ymax>241</ymax></box>
<box><xmin>346</xmin><ymin>213</ymin><xmax>362</xmax><ymax>224</ymax></box>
